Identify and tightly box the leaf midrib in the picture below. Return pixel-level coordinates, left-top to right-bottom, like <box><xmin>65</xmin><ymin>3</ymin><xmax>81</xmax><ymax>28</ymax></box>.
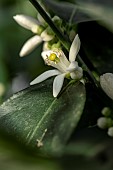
<box><xmin>27</xmin><ymin>98</ymin><xmax>57</xmax><ymax>144</ymax></box>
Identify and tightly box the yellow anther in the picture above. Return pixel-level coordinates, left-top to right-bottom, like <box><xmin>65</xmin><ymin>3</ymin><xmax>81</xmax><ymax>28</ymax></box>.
<box><xmin>49</xmin><ymin>53</ymin><xmax>57</xmax><ymax>61</ymax></box>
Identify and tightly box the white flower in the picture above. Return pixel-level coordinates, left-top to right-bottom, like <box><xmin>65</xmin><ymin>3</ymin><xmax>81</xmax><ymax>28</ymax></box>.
<box><xmin>13</xmin><ymin>14</ymin><xmax>54</xmax><ymax>57</ymax></box>
<box><xmin>30</xmin><ymin>34</ymin><xmax>83</xmax><ymax>97</ymax></box>
<box><xmin>100</xmin><ymin>73</ymin><xmax>113</xmax><ymax>100</ymax></box>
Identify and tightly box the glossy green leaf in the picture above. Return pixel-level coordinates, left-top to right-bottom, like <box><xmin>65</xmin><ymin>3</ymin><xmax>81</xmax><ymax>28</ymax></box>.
<box><xmin>0</xmin><ymin>79</ymin><xmax>86</xmax><ymax>156</ymax></box>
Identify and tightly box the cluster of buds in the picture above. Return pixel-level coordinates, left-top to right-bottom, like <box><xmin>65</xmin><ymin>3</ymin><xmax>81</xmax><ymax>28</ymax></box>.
<box><xmin>97</xmin><ymin>107</ymin><xmax>113</xmax><ymax>137</ymax></box>
<box><xmin>13</xmin><ymin>13</ymin><xmax>63</xmax><ymax>57</ymax></box>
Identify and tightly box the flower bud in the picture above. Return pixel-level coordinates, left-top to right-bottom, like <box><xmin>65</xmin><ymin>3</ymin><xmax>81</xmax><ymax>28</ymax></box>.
<box><xmin>41</xmin><ymin>29</ymin><xmax>54</xmax><ymax>41</ymax></box>
<box><xmin>0</xmin><ymin>83</ymin><xmax>5</xmax><ymax>96</ymax></box>
<box><xmin>101</xmin><ymin>107</ymin><xmax>111</xmax><ymax>117</ymax></box>
<box><xmin>108</xmin><ymin>127</ymin><xmax>113</xmax><ymax>137</ymax></box>
<box><xmin>100</xmin><ymin>73</ymin><xmax>113</xmax><ymax>100</ymax></box>
<box><xmin>97</xmin><ymin>117</ymin><xmax>113</xmax><ymax>129</ymax></box>
<box><xmin>13</xmin><ymin>14</ymin><xmax>39</xmax><ymax>33</ymax></box>
<box><xmin>19</xmin><ymin>35</ymin><xmax>42</xmax><ymax>57</ymax></box>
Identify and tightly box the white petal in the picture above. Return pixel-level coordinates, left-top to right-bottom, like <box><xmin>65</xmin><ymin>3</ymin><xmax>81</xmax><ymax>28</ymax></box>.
<box><xmin>70</xmin><ymin>72</ymin><xmax>76</xmax><ymax>79</ymax></box>
<box><xmin>66</xmin><ymin>61</ymin><xmax>78</xmax><ymax>72</ymax></box>
<box><xmin>41</xmin><ymin>50</ymin><xmax>69</xmax><ymax>73</ymax></box>
<box><xmin>59</xmin><ymin>51</ymin><xmax>70</xmax><ymax>67</ymax></box>
<box><xmin>19</xmin><ymin>35</ymin><xmax>42</xmax><ymax>57</ymax></box>
<box><xmin>69</xmin><ymin>34</ymin><xmax>81</xmax><ymax>62</ymax></box>
<box><xmin>70</xmin><ymin>67</ymin><xmax>83</xmax><ymax>80</ymax></box>
<box><xmin>53</xmin><ymin>73</ymin><xmax>65</xmax><ymax>97</ymax></box>
<box><xmin>100</xmin><ymin>73</ymin><xmax>113</xmax><ymax>100</ymax></box>
<box><xmin>41</xmin><ymin>50</ymin><xmax>53</xmax><ymax>60</ymax></box>
<box><xmin>30</xmin><ymin>69</ymin><xmax>61</xmax><ymax>85</ymax></box>
<box><xmin>13</xmin><ymin>14</ymin><xmax>39</xmax><ymax>32</ymax></box>
<box><xmin>41</xmin><ymin>29</ymin><xmax>54</xmax><ymax>41</ymax></box>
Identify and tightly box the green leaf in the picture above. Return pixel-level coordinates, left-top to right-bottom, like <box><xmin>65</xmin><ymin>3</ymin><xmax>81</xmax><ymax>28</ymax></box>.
<box><xmin>0</xmin><ymin>79</ymin><xmax>86</xmax><ymax>156</ymax></box>
<box><xmin>42</xmin><ymin>0</ymin><xmax>97</xmax><ymax>23</ymax></box>
<box><xmin>77</xmin><ymin>0</ymin><xmax>113</xmax><ymax>33</ymax></box>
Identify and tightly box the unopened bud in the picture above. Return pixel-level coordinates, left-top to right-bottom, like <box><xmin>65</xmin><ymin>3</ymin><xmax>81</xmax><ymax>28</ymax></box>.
<box><xmin>97</xmin><ymin>117</ymin><xmax>113</xmax><ymax>129</ymax></box>
<box><xmin>100</xmin><ymin>73</ymin><xmax>113</xmax><ymax>100</ymax></box>
<box><xmin>101</xmin><ymin>107</ymin><xmax>111</xmax><ymax>117</ymax></box>
<box><xmin>0</xmin><ymin>83</ymin><xmax>5</xmax><ymax>96</ymax></box>
<box><xmin>108</xmin><ymin>127</ymin><xmax>113</xmax><ymax>137</ymax></box>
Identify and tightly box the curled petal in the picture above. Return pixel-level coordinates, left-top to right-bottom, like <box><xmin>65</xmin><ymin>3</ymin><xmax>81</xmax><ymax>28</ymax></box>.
<box><xmin>100</xmin><ymin>73</ymin><xmax>113</xmax><ymax>100</ymax></box>
<box><xmin>19</xmin><ymin>35</ymin><xmax>42</xmax><ymax>57</ymax></box>
<box><xmin>53</xmin><ymin>73</ymin><xmax>65</xmax><ymax>97</ymax></box>
<box><xmin>66</xmin><ymin>61</ymin><xmax>78</xmax><ymax>72</ymax></box>
<box><xmin>41</xmin><ymin>29</ymin><xmax>54</xmax><ymax>41</ymax></box>
<box><xmin>69</xmin><ymin>34</ymin><xmax>80</xmax><ymax>62</ymax></box>
<box><xmin>13</xmin><ymin>14</ymin><xmax>39</xmax><ymax>32</ymax></box>
<box><xmin>70</xmin><ymin>67</ymin><xmax>83</xmax><ymax>80</ymax></box>
<box><xmin>30</xmin><ymin>69</ymin><xmax>61</xmax><ymax>85</ymax></box>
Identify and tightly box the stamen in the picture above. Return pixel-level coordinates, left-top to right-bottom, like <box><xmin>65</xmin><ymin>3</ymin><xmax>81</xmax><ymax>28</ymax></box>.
<box><xmin>48</xmin><ymin>53</ymin><xmax>60</xmax><ymax>64</ymax></box>
<box><xmin>49</xmin><ymin>53</ymin><xmax>57</xmax><ymax>61</ymax></box>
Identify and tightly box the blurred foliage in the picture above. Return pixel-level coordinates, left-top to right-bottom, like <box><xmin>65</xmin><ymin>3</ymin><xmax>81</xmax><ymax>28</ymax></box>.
<box><xmin>0</xmin><ymin>129</ymin><xmax>60</xmax><ymax>170</ymax></box>
<box><xmin>0</xmin><ymin>0</ymin><xmax>46</xmax><ymax>99</ymax></box>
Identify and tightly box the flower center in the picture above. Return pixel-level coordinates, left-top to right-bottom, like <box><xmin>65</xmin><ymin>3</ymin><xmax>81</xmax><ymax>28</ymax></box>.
<box><xmin>48</xmin><ymin>53</ymin><xmax>60</xmax><ymax>63</ymax></box>
<box><xmin>49</xmin><ymin>53</ymin><xmax>57</xmax><ymax>61</ymax></box>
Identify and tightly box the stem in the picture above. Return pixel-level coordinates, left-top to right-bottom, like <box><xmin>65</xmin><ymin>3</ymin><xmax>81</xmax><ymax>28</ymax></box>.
<box><xmin>29</xmin><ymin>0</ymin><xmax>70</xmax><ymax>51</ymax></box>
<box><xmin>77</xmin><ymin>55</ymin><xmax>99</xmax><ymax>87</ymax></box>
